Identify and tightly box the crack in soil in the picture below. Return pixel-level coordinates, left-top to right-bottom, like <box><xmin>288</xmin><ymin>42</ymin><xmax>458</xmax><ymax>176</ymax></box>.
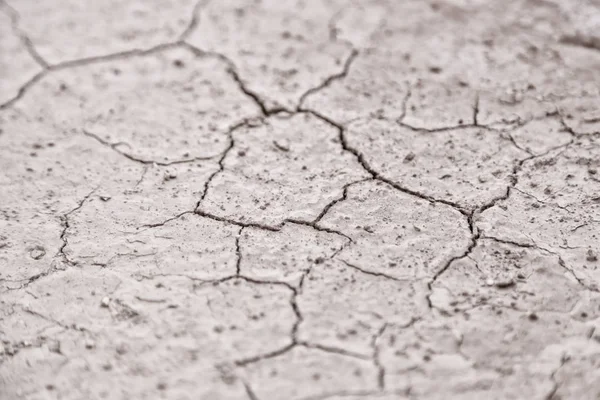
<box><xmin>1</xmin><ymin>0</ymin><xmax>48</xmax><ymax>68</ymax></box>
<box><xmin>58</xmin><ymin>188</ymin><xmax>99</xmax><ymax>266</ymax></box>
<box><xmin>82</xmin><ymin>129</ymin><xmax>224</xmax><ymax>166</ymax></box>
<box><xmin>3</xmin><ymin>5</ymin><xmax>599</xmax><ymax>398</ymax></box>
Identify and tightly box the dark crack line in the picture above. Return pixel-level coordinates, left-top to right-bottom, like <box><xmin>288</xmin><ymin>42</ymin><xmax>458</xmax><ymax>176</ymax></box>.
<box><xmin>195</xmin><ymin>119</ymin><xmax>252</xmax><ymax>210</ymax></box>
<box><xmin>2</xmin><ymin>265</ymin><xmax>56</xmax><ymax>291</ymax></box>
<box><xmin>221</xmin><ymin>271</ymin><xmax>377</xmax><ymax>367</ymax></box>
<box><xmin>545</xmin><ymin>353</ymin><xmax>569</xmax><ymax>400</ymax></box>
<box><xmin>298</xmin><ymin>108</ymin><xmax>374</xmax><ymax>177</ymax></box>
<box><xmin>379</xmin><ymin>175</ymin><xmax>468</xmax><ymax>215</ymax></box>
<box><xmin>397</xmin><ymin>103</ymin><xmax>554</xmax><ymax>136</ymax></box>
<box><xmin>474</xmin><ymin>131</ymin><xmax>576</xmax><ymax>221</ymax></box>
<box><xmin>48</xmin><ymin>42</ymin><xmax>181</xmax><ymax>70</ymax></box>
<box><xmin>197</xmin><ymin>274</ymin><xmax>304</xmax><ymax>350</ymax></box>
<box><xmin>83</xmin><ymin>129</ymin><xmax>221</xmax><ymax>166</ymax></box>
<box><xmin>2</xmin><ymin>38</ymin><xmax>271</xmax><ymax>137</ymax></box>
<box><xmin>557</xmin><ymin>109</ymin><xmax>588</xmax><ymax>138</ymax></box>
<box><xmin>285</xmin><ymin>218</ymin><xmax>353</xmax><ymax>244</ymax></box>
<box><xmin>193</xmin><ymin>274</ymin><xmax>297</xmax><ymax>294</ymax></box>
<box><xmin>191</xmin><ymin>211</ymin><xmax>353</xmax><ymax>244</ymax></box>
<box><xmin>466</xmin><ymin>137</ymin><xmax>597</xmax><ymax>292</ymax></box>
<box><xmin>0</xmin><ymin>69</ymin><xmax>45</xmax><ymax>110</ymax></box>
<box><xmin>1</xmin><ymin>42</ymin><xmax>183</xmax><ymax>110</ymax></box>
<box><xmin>397</xmin><ymin>120</ymin><xmax>495</xmax><ymax>134</ymax></box>
<box><xmin>22</xmin><ymin>307</ymin><xmax>71</xmax><ymax>331</ymax></box>
<box><xmin>185</xmin><ymin>21</ymin><xmax>359</xmax><ymax>116</ymax></box>
<box><xmin>559</xmin><ymin>34</ymin><xmax>600</xmax><ymax>52</ymax></box>
<box><xmin>243</xmin><ymin>381</ymin><xmax>261</xmax><ymax>400</ymax></box>
<box><xmin>482</xmin><ymin>236</ymin><xmax>598</xmax><ymax>293</ymax></box>
<box><xmin>290</xmin><ymin>284</ymin><xmax>303</xmax><ymax>342</ymax></box>
<box><xmin>232</xmin><ymin>272</ymin><xmax>301</xmax><ymax>367</ymax></box>
<box><xmin>372</xmin><ymin>323</ymin><xmax>388</xmax><ymax>390</ymax></box>
<box><xmin>58</xmin><ymin>187</ymin><xmax>99</xmax><ymax>266</ymax></box>
<box><xmin>225</xmin><ymin>64</ymin><xmax>288</xmax><ymax>116</ymax></box>
<box><xmin>1</xmin><ymin>1</ymin><xmax>49</xmax><ymax>68</ymax></box>
<box><xmin>426</xmin><ymin>229</ymin><xmax>479</xmax><ymax>311</ymax></box>
<box><xmin>425</xmin><ymin>147</ymin><xmax>544</xmax><ymax>307</ymax></box>
<box><xmin>178</xmin><ymin>0</ymin><xmax>208</xmax><ymax>41</ymax></box>
<box><xmin>312</xmin><ymin>178</ymin><xmax>373</xmax><ymax>225</ymax></box>
<box><xmin>195</xmin><ymin>210</ymin><xmax>279</xmax><ymax>231</ymax></box>
<box><xmin>184</xmin><ymin>42</ymin><xmax>494</xmax><ymax>236</ymax></box>
<box><xmin>235</xmin><ymin>227</ymin><xmax>244</xmax><ymax>275</ymax></box>
<box><xmin>341</xmin><ymin>260</ymin><xmax>411</xmax><ymax>283</ymax></box>
<box><xmin>235</xmin><ymin>342</ymin><xmax>296</xmax><ymax>367</ymax></box>
<box><xmin>557</xmin><ymin>255</ymin><xmax>598</xmax><ymax>292</ymax></box>
<box><xmin>297</xmin><ymin>48</ymin><xmax>358</xmax><ymax>108</ymax></box>
<box><xmin>511</xmin><ymin>187</ymin><xmax>575</xmax><ymax>213</ymax></box>
<box><xmin>473</xmin><ymin>92</ymin><xmax>480</xmax><ymax>126</ymax></box>
<box><xmin>301</xmin><ymin>341</ymin><xmax>370</xmax><ymax>360</ymax></box>
<box><xmin>235</xmin><ymin>341</ymin><xmax>369</xmax><ymax>368</ymax></box>
<box><xmin>139</xmin><ymin>210</ymin><xmax>194</xmax><ymax>229</ymax></box>
<box><xmin>297</xmin><ymin>109</ymin><xmax>471</xmax><ymax>216</ymax></box>
<box><xmin>297</xmin><ymin>238</ymin><xmax>350</xmax><ymax>291</ymax></box>
<box><xmin>502</xmin><ymin>131</ymin><xmax>533</xmax><ymax>155</ymax></box>
<box><xmin>481</xmin><ymin>235</ymin><xmax>538</xmax><ymax>250</ymax></box>
<box><xmin>398</xmin><ymin>86</ymin><xmax>412</xmax><ymax>122</ymax></box>
<box><xmin>182</xmin><ymin>42</ymin><xmax>288</xmax><ymax>116</ymax></box>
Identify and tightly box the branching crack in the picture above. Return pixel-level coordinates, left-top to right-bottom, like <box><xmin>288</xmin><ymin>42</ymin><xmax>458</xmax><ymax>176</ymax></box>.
<box><xmin>297</xmin><ymin>48</ymin><xmax>358</xmax><ymax>108</ymax></box>
<box><xmin>285</xmin><ymin>218</ymin><xmax>353</xmax><ymax>244</ymax></box>
<box><xmin>178</xmin><ymin>0</ymin><xmax>208</xmax><ymax>41</ymax></box>
<box><xmin>298</xmin><ymin>108</ymin><xmax>470</xmax><ymax>216</ymax></box>
<box><xmin>1</xmin><ymin>42</ymin><xmax>181</xmax><ymax>110</ymax></box>
<box><xmin>312</xmin><ymin>178</ymin><xmax>373</xmax><ymax>225</ymax></box>
<box><xmin>195</xmin><ymin>119</ymin><xmax>258</xmax><ymax>210</ymax></box>
<box><xmin>218</xmin><ymin>272</ymin><xmax>373</xmax><ymax>368</ymax></box>
<box><xmin>234</xmin><ymin>341</ymin><xmax>370</xmax><ymax>367</ymax></box>
<box><xmin>425</xmin><ymin>146</ymin><xmax>542</xmax><ymax>309</ymax></box>
<box><xmin>426</xmin><ymin>229</ymin><xmax>480</xmax><ymax>311</ymax></box>
<box><xmin>182</xmin><ymin>42</ymin><xmax>288</xmax><ymax>116</ymax></box>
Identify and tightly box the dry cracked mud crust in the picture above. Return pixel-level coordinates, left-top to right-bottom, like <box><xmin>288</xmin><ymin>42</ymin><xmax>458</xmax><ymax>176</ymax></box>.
<box><xmin>1</xmin><ymin>0</ymin><xmax>600</xmax><ymax>399</ymax></box>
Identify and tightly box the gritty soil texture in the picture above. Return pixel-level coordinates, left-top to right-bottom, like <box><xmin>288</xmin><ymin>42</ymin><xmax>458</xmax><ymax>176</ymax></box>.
<box><xmin>1</xmin><ymin>0</ymin><xmax>600</xmax><ymax>399</ymax></box>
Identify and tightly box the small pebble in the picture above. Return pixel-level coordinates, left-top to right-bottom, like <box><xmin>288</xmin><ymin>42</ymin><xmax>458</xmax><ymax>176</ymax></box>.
<box><xmin>528</xmin><ymin>312</ymin><xmax>538</xmax><ymax>321</ymax></box>
<box><xmin>495</xmin><ymin>279</ymin><xmax>516</xmax><ymax>288</ymax></box>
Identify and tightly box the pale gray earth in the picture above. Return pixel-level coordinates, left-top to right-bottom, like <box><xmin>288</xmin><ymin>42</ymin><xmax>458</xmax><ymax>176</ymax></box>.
<box><xmin>1</xmin><ymin>0</ymin><xmax>600</xmax><ymax>399</ymax></box>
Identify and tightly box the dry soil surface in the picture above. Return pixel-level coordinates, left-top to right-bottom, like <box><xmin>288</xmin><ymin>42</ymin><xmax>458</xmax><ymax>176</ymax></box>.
<box><xmin>1</xmin><ymin>0</ymin><xmax>600</xmax><ymax>399</ymax></box>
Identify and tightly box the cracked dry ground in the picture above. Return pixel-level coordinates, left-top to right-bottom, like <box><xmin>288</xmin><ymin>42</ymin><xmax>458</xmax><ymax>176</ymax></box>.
<box><xmin>1</xmin><ymin>1</ymin><xmax>600</xmax><ymax>400</ymax></box>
